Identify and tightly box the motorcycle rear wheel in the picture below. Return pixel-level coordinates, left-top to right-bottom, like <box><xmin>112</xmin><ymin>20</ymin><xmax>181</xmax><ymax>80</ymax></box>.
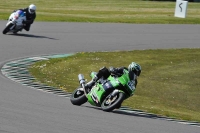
<box><xmin>70</xmin><ymin>87</ymin><xmax>87</xmax><ymax>106</ymax></box>
<box><xmin>101</xmin><ymin>92</ymin><xmax>125</xmax><ymax>112</ymax></box>
<box><xmin>2</xmin><ymin>23</ymin><xmax>13</xmax><ymax>34</ymax></box>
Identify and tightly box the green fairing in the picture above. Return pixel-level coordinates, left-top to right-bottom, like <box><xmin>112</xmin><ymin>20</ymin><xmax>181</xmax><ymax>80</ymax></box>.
<box><xmin>87</xmin><ymin>85</ymin><xmax>105</xmax><ymax>106</ymax></box>
<box><xmin>117</xmin><ymin>69</ymin><xmax>135</xmax><ymax>95</ymax></box>
<box><xmin>87</xmin><ymin>70</ymin><xmax>135</xmax><ymax>106</ymax></box>
<box><xmin>90</xmin><ymin>72</ymin><xmax>97</xmax><ymax>79</ymax></box>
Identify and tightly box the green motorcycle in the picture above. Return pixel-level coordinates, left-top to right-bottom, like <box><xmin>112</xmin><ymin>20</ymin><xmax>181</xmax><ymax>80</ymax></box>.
<box><xmin>70</xmin><ymin>69</ymin><xmax>136</xmax><ymax>112</ymax></box>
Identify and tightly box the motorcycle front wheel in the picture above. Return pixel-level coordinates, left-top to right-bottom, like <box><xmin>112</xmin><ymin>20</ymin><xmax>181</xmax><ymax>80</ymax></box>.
<box><xmin>101</xmin><ymin>92</ymin><xmax>125</xmax><ymax>112</ymax></box>
<box><xmin>70</xmin><ymin>87</ymin><xmax>87</xmax><ymax>106</ymax></box>
<box><xmin>2</xmin><ymin>23</ymin><xmax>13</xmax><ymax>34</ymax></box>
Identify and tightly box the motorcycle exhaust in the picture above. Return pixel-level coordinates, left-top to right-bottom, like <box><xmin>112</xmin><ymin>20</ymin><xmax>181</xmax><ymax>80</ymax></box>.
<box><xmin>78</xmin><ymin>74</ymin><xmax>87</xmax><ymax>95</ymax></box>
<box><xmin>78</xmin><ymin>74</ymin><xmax>85</xmax><ymax>85</ymax></box>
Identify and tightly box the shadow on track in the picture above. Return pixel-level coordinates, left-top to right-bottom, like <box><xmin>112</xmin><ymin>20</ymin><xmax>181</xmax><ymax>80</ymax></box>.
<box><xmin>8</xmin><ymin>33</ymin><xmax>58</xmax><ymax>40</ymax></box>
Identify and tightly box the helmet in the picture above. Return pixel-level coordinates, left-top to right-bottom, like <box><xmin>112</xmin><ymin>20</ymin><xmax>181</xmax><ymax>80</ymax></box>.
<box><xmin>128</xmin><ymin>62</ymin><xmax>141</xmax><ymax>76</ymax></box>
<box><xmin>28</xmin><ymin>4</ymin><xmax>36</xmax><ymax>14</ymax></box>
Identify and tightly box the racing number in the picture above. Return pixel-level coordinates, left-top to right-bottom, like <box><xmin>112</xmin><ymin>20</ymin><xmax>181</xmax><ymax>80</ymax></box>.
<box><xmin>127</xmin><ymin>80</ymin><xmax>135</xmax><ymax>91</ymax></box>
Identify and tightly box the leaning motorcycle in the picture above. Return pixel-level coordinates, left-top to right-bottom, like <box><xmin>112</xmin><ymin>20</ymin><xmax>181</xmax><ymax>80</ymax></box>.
<box><xmin>2</xmin><ymin>10</ymin><xmax>26</xmax><ymax>34</ymax></box>
<box><xmin>70</xmin><ymin>69</ymin><xmax>136</xmax><ymax>112</ymax></box>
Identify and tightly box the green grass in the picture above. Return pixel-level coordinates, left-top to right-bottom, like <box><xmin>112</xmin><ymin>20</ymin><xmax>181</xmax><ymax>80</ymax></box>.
<box><xmin>1</xmin><ymin>0</ymin><xmax>200</xmax><ymax>122</ymax></box>
<box><xmin>0</xmin><ymin>0</ymin><xmax>200</xmax><ymax>24</ymax></box>
<box><xmin>29</xmin><ymin>49</ymin><xmax>200</xmax><ymax>122</ymax></box>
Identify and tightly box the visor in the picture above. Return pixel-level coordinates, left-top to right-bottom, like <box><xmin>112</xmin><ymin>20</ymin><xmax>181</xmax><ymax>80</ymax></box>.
<box><xmin>30</xmin><ymin>9</ymin><xmax>35</xmax><ymax>13</ymax></box>
<box><xmin>133</xmin><ymin>69</ymin><xmax>140</xmax><ymax>76</ymax></box>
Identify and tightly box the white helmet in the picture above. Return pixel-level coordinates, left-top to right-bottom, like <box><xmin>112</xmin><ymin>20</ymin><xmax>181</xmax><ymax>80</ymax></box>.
<box><xmin>28</xmin><ymin>4</ymin><xmax>36</xmax><ymax>14</ymax></box>
<box><xmin>128</xmin><ymin>62</ymin><xmax>141</xmax><ymax>76</ymax></box>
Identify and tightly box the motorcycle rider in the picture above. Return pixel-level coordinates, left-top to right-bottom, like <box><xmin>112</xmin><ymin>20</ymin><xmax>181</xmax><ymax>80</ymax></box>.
<box><xmin>86</xmin><ymin>62</ymin><xmax>141</xmax><ymax>92</ymax></box>
<box><xmin>14</xmin><ymin>4</ymin><xmax>36</xmax><ymax>32</ymax></box>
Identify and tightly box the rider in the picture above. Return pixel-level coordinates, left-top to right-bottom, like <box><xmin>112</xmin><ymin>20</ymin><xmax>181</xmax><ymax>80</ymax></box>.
<box><xmin>86</xmin><ymin>62</ymin><xmax>142</xmax><ymax>92</ymax></box>
<box><xmin>14</xmin><ymin>4</ymin><xmax>36</xmax><ymax>32</ymax></box>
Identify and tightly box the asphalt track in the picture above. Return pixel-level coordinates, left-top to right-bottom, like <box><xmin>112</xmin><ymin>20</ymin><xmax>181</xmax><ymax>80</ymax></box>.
<box><xmin>0</xmin><ymin>21</ymin><xmax>199</xmax><ymax>133</ymax></box>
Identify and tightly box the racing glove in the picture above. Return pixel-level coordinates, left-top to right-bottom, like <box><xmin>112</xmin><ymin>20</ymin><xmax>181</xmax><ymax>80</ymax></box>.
<box><xmin>22</xmin><ymin>20</ymin><xmax>26</xmax><ymax>24</ymax></box>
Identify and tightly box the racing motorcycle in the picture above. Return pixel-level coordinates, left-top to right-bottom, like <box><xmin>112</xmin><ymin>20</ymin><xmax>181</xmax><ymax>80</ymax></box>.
<box><xmin>70</xmin><ymin>68</ymin><xmax>136</xmax><ymax>112</ymax></box>
<box><xmin>2</xmin><ymin>10</ymin><xmax>26</xmax><ymax>34</ymax></box>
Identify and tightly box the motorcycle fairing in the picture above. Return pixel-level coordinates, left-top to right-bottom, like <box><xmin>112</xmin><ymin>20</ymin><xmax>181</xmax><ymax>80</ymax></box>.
<box><xmin>116</xmin><ymin>70</ymin><xmax>135</xmax><ymax>95</ymax></box>
<box><xmin>87</xmin><ymin>85</ymin><xmax>105</xmax><ymax>107</ymax></box>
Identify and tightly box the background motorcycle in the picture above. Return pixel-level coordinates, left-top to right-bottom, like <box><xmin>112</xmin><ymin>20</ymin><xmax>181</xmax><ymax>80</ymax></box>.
<box><xmin>70</xmin><ymin>69</ymin><xmax>135</xmax><ymax>112</ymax></box>
<box><xmin>2</xmin><ymin>10</ymin><xmax>26</xmax><ymax>34</ymax></box>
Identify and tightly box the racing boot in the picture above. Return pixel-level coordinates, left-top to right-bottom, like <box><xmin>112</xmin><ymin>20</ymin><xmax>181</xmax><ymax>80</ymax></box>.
<box><xmin>85</xmin><ymin>76</ymin><xmax>98</xmax><ymax>91</ymax></box>
<box><xmin>86</xmin><ymin>80</ymin><xmax>95</xmax><ymax>89</ymax></box>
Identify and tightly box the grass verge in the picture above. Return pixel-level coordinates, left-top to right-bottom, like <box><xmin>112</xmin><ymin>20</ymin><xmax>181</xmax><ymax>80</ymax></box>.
<box><xmin>0</xmin><ymin>0</ymin><xmax>200</xmax><ymax>24</ymax></box>
<box><xmin>28</xmin><ymin>48</ymin><xmax>200</xmax><ymax>122</ymax></box>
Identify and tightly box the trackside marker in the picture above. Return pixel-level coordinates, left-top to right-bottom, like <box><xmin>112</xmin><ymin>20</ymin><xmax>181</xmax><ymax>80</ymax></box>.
<box><xmin>174</xmin><ymin>0</ymin><xmax>188</xmax><ymax>18</ymax></box>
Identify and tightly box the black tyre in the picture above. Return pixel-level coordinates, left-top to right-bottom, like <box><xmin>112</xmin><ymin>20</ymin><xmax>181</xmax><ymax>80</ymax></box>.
<box><xmin>70</xmin><ymin>87</ymin><xmax>87</xmax><ymax>106</ymax></box>
<box><xmin>101</xmin><ymin>92</ymin><xmax>125</xmax><ymax>112</ymax></box>
<box><xmin>2</xmin><ymin>23</ymin><xmax>13</xmax><ymax>34</ymax></box>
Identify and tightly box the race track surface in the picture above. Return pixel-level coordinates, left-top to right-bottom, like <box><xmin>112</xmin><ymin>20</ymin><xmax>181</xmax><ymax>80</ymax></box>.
<box><xmin>0</xmin><ymin>21</ymin><xmax>199</xmax><ymax>133</ymax></box>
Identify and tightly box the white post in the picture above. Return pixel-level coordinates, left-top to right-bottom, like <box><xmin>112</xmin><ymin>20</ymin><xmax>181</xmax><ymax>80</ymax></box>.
<box><xmin>174</xmin><ymin>0</ymin><xmax>188</xmax><ymax>18</ymax></box>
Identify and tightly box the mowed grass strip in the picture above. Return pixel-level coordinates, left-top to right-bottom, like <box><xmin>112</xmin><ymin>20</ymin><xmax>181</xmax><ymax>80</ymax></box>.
<box><xmin>0</xmin><ymin>0</ymin><xmax>200</xmax><ymax>24</ymax></box>
<box><xmin>28</xmin><ymin>48</ymin><xmax>200</xmax><ymax>122</ymax></box>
